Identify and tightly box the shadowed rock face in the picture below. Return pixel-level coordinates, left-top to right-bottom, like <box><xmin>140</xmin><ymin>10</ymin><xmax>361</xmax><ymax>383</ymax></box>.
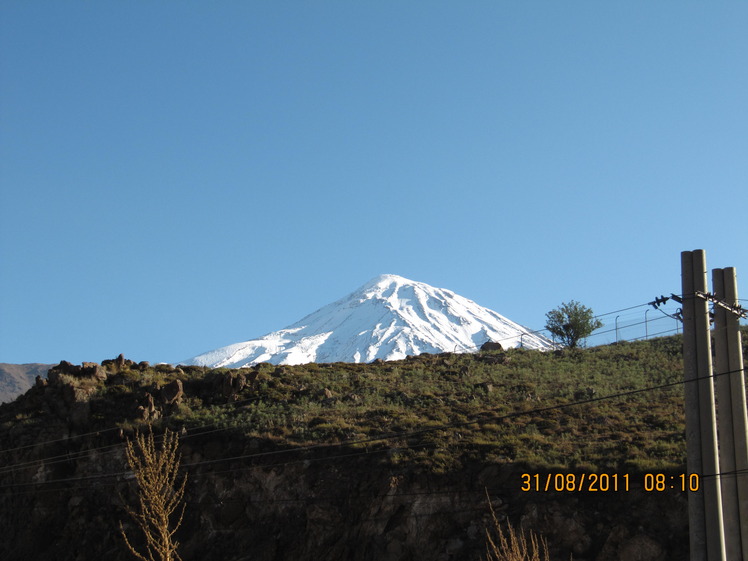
<box><xmin>0</xmin><ymin>433</ymin><xmax>688</xmax><ymax>561</ymax></box>
<box><xmin>161</xmin><ymin>378</ymin><xmax>184</xmax><ymax>405</ymax></box>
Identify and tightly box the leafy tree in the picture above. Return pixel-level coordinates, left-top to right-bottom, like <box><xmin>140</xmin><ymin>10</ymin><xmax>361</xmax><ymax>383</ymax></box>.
<box><xmin>545</xmin><ymin>300</ymin><xmax>603</xmax><ymax>349</ymax></box>
<box><xmin>120</xmin><ymin>426</ymin><xmax>187</xmax><ymax>561</ymax></box>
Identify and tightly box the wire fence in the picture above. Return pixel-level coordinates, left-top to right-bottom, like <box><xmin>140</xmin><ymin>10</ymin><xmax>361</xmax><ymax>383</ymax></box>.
<box><xmin>448</xmin><ymin>301</ymin><xmax>684</xmax><ymax>353</ymax></box>
<box><xmin>584</xmin><ymin>306</ymin><xmax>682</xmax><ymax>347</ymax></box>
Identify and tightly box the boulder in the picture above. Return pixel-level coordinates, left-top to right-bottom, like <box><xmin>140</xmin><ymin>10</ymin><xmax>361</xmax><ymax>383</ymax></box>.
<box><xmin>135</xmin><ymin>405</ymin><xmax>149</xmax><ymax>421</ymax></box>
<box><xmin>81</xmin><ymin>362</ymin><xmax>107</xmax><ymax>381</ymax></box>
<box><xmin>48</xmin><ymin>361</ymin><xmax>80</xmax><ymax>383</ymax></box>
<box><xmin>235</xmin><ymin>372</ymin><xmax>247</xmax><ymax>391</ymax></box>
<box><xmin>102</xmin><ymin>354</ymin><xmax>136</xmax><ymax>370</ymax></box>
<box><xmin>320</xmin><ymin>387</ymin><xmax>338</xmax><ymax>405</ymax></box>
<box><xmin>574</xmin><ymin>387</ymin><xmax>596</xmax><ymax>401</ymax></box>
<box><xmin>57</xmin><ymin>360</ymin><xmax>78</xmax><ymax>373</ymax></box>
<box><xmin>62</xmin><ymin>384</ymin><xmax>95</xmax><ymax>405</ymax></box>
<box><xmin>161</xmin><ymin>379</ymin><xmax>184</xmax><ymax>405</ymax></box>
<box><xmin>136</xmin><ymin>393</ymin><xmax>161</xmax><ymax>421</ymax></box>
<box><xmin>475</xmin><ymin>382</ymin><xmax>494</xmax><ymax>394</ymax></box>
<box><xmin>221</xmin><ymin>372</ymin><xmax>247</xmax><ymax>398</ymax></box>
<box><xmin>144</xmin><ymin>392</ymin><xmax>157</xmax><ymax>414</ymax></box>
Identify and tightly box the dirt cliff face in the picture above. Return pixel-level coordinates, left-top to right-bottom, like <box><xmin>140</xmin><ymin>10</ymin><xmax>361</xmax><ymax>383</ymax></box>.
<box><xmin>1</xmin><ymin>428</ymin><xmax>688</xmax><ymax>561</ymax></box>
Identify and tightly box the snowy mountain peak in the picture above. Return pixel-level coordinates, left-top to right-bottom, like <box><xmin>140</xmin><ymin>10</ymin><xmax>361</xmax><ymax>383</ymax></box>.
<box><xmin>365</xmin><ymin>273</ymin><xmax>405</xmax><ymax>286</ymax></box>
<box><xmin>360</xmin><ymin>274</ymin><xmax>449</xmax><ymax>297</ymax></box>
<box><xmin>183</xmin><ymin>275</ymin><xmax>554</xmax><ymax>369</ymax></box>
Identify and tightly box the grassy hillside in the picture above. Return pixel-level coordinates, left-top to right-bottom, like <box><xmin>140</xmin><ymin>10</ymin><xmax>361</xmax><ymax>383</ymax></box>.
<box><xmin>174</xmin><ymin>338</ymin><xmax>686</xmax><ymax>473</ymax></box>
<box><xmin>7</xmin><ymin>331</ymin><xmax>741</xmax><ymax>475</ymax></box>
<box><xmin>2</xmin><ymin>332</ymin><xmax>747</xmax><ymax>561</ymax></box>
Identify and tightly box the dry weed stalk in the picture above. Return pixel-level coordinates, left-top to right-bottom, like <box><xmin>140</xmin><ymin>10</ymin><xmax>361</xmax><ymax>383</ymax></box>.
<box><xmin>485</xmin><ymin>491</ymin><xmax>550</xmax><ymax>561</ymax></box>
<box><xmin>120</xmin><ymin>426</ymin><xmax>187</xmax><ymax>561</ymax></box>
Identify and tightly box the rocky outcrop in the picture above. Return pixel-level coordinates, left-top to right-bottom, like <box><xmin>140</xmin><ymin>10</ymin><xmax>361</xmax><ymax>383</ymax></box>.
<box><xmin>221</xmin><ymin>371</ymin><xmax>246</xmax><ymax>400</ymax></box>
<box><xmin>47</xmin><ymin>360</ymin><xmax>107</xmax><ymax>385</ymax></box>
<box><xmin>161</xmin><ymin>379</ymin><xmax>184</xmax><ymax>405</ymax></box>
<box><xmin>41</xmin><ymin>358</ymin><xmax>196</xmax><ymax>427</ymax></box>
<box><xmin>101</xmin><ymin>354</ymin><xmax>135</xmax><ymax>371</ymax></box>
<box><xmin>136</xmin><ymin>392</ymin><xmax>160</xmax><ymax>422</ymax></box>
<box><xmin>41</xmin><ymin>360</ymin><xmax>112</xmax><ymax>428</ymax></box>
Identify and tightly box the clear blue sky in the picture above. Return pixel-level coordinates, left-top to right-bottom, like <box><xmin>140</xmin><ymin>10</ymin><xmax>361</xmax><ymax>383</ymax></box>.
<box><xmin>1</xmin><ymin>2</ymin><xmax>746</xmax><ymax>365</ymax></box>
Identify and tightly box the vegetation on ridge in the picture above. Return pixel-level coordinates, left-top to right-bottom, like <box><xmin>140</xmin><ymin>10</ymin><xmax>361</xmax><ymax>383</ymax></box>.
<box><xmin>544</xmin><ymin>300</ymin><xmax>603</xmax><ymax>349</ymax></box>
<box><xmin>4</xmin><ymin>332</ymin><xmax>740</xmax><ymax>476</ymax></box>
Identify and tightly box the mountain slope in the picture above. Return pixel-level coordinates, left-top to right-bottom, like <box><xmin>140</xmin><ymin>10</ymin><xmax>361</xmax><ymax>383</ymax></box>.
<box><xmin>183</xmin><ymin>274</ymin><xmax>553</xmax><ymax>368</ymax></box>
<box><xmin>0</xmin><ymin>363</ymin><xmax>53</xmax><ymax>403</ymax></box>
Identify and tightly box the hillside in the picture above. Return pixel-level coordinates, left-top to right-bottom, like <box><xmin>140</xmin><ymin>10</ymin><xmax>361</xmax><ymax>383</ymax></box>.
<box><xmin>0</xmin><ymin>363</ymin><xmax>54</xmax><ymax>404</ymax></box>
<box><xmin>0</xmin><ymin>334</ymin><xmax>746</xmax><ymax>560</ymax></box>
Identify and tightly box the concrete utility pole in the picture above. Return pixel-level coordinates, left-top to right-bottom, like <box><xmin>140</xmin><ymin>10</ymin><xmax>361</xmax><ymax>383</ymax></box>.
<box><xmin>682</xmin><ymin>250</ymin><xmax>726</xmax><ymax>561</ymax></box>
<box><xmin>712</xmin><ymin>267</ymin><xmax>748</xmax><ymax>559</ymax></box>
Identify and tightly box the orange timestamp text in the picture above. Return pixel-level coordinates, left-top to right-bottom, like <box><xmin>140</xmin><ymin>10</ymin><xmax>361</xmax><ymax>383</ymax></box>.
<box><xmin>520</xmin><ymin>472</ymin><xmax>700</xmax><ymax>492</ymax></box>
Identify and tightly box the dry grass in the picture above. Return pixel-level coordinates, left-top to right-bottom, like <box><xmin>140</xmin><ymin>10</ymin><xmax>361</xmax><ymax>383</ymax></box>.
<box><xmin>485</xmin><ymin>491</ymin><xmax>550</xmax><ymax>561</ymax></box>
<box><xmin>119</xmin><ymin>426</ymin><xmax>187</xmax><ymax>561</ymax></box>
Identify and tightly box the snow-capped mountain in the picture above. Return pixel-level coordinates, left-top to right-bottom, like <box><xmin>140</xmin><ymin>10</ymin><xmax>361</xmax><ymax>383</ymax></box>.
<box><xmin>182</xmin><ymin>274</ymin><xmax>554</xmax><ymax>368</ymax></box>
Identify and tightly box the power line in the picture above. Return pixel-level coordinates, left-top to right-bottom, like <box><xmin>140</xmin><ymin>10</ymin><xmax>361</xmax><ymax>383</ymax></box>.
<box><xmin>2</xmin><ymin>365</ymin><xmax>744</xmax><ymax>494</ymax></box>
<box><xmin>0</xmin><ymin>296</ymin><xmax>709</xmax><ymax>480</ymax></box>
<box><xmin>0</xmin><ymin>295</ymin><xmax>680</xmax><ymax>451</ymax></box>
<box><xmin>0</xmin><ymin>339</ymin><xmax>690</xmax><ymax>480</ymax></box>
<box><xmin>594</xmin><ymin>302</ymin><xmax>653</xmax><ymax>318</ymax></box>
<box><xmin>0</xmin><ymin>391</ymin><xmax>268</xmax><ymax>458</ymax></box>
<box><xmin>0</xmin><ymin>321</ymin><xmax>699</xmax><ymax>477</ymax></box>
<box><xmin>0</xmin><ymin>344</ymin><xmax>678</xmax><ymax>478</ymax></box>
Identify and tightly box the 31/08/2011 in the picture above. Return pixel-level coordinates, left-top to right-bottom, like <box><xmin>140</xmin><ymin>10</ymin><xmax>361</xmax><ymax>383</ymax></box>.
<box><xmin>520</xmin><ymin>472</ymin><xmax>700</xmax><ymax>492</ymax></box>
